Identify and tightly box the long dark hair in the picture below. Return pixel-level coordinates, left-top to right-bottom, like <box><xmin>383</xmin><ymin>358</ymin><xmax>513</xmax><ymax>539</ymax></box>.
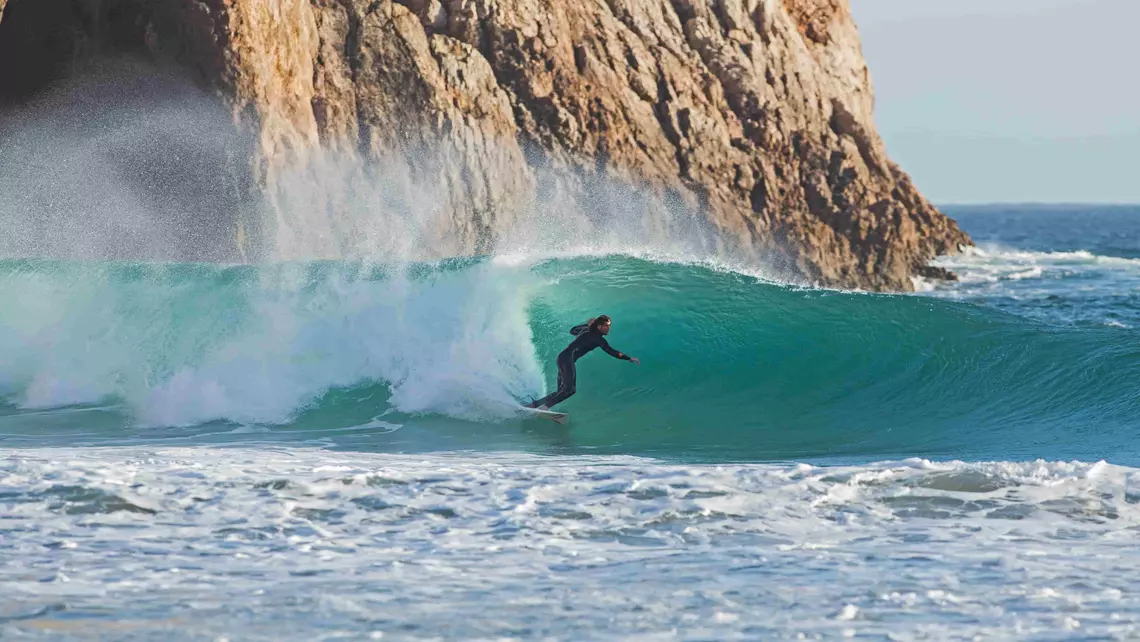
<box><xmin>588</xmin><ymin>315</ymin><xmax>611</xmax><ymax>331</ymax></box>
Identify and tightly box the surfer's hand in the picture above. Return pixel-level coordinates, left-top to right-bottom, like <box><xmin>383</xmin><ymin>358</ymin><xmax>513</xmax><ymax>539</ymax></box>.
<box><xmin>630</xmin><ymin>357</ymin><xmax>640</xmax><ymax>365</ymax></box>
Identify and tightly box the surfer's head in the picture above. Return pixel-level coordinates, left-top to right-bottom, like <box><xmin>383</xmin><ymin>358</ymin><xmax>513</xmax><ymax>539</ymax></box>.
<box><xmin>590</xmin><ymin>315</ymin><xmax>612</xmax><ymax>335</ymax></box>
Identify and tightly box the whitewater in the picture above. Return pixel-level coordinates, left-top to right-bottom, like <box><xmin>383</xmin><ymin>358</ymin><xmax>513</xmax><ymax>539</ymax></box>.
<box><xmin>3</xmin><ymin>202</ymin><xmax>1140</xmax><ymax>639</ymax></box>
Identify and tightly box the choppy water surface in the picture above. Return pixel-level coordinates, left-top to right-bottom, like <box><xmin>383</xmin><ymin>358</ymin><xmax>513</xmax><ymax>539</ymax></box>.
<box><xmin>4</xmin><ymin>448</ymin><xmax>1139</xmax><ymax>639</ymax></box>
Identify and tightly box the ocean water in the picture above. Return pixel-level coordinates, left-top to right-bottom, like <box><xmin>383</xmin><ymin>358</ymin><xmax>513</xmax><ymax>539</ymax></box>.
<box><xmin>926</xmin><ymin>204</ymin><xmax>1140</xmax><ymax>329</ymax></box>
<box><xmin>3</xmin><ymin>205</ymin><xmax>1140</xmax><ymax>639</ymax></box>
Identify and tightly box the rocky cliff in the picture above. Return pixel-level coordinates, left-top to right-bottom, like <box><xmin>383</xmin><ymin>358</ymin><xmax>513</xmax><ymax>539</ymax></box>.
<box><xmin>0</xmin><ymin>0</ymin><xmax>969</xmax><ymax>290</ymax></box>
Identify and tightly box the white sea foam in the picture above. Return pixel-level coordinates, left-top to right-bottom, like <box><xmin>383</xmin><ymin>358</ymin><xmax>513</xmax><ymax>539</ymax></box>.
<box><xmin>924</xmin><ymin>243</ymin><xmax>1140</xmax><ymax>326</ymax></box>
<box><xmin>2</xmin><ymin>447</ymin><xmax>1139</xmax><ymax>639</ymax></box>
<box><xmin>0</xmin><ymin>261</ymin><xmax>547</xmax><ymax>427</ymax></box>
<box><xmin>0</xmin><ymin>244</ymin><xmax>800</xmax><ymax>430</ymax></box>
<box><xmin>933</xmin><ymin>243</ymin><xmax>1140</xmax><ymax>286</ymax></box>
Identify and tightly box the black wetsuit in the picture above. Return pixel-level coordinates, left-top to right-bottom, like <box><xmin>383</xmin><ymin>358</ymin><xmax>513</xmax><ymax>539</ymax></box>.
<box><xmin>528</xmin><ymin>323</ymin><xmax>632</xmax><ymax>409</ymax></box>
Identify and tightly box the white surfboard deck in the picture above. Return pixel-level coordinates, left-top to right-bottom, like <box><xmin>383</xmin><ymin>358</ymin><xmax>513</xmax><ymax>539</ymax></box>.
<box><xmin>521</xmin><ymin>406</ymin><xmax>569</xmax><ymax>425</ymax></box>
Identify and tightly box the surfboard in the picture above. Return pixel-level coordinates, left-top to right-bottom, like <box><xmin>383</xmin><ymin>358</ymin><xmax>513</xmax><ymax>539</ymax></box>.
<box><xmin>521</xmin><ymin>406</ymin><xmax>569</xmax><ymax>425</ymax></box>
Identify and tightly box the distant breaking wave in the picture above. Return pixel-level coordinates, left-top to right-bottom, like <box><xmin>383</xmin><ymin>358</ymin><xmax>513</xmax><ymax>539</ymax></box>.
<box><xmin>920</xmin><ymin>243</ymin><xmax>1140</xmax><ymax>329</ymax></box>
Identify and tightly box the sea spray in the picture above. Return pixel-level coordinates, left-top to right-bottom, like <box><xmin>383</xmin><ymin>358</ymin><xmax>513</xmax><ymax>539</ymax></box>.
<box><xmin>0</xmin><ymin>259</ymin><xmax>545</xmax><ymax>427</ymax></box>
<box><xmin>0</xmin><ymin>63</ymin><xmax>254</xmax><ymax>262</ymax></box>
<box><xmin>0</xmin><ymin>62</ymin><xmax>773</xmax><ymax>280</ymax></box>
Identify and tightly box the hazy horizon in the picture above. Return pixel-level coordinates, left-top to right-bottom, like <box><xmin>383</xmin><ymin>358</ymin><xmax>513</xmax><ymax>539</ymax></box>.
<box><xmin>850</xmin><ymin>0</ymin><xmax>1139</xmax><ymax>205</ymax></box>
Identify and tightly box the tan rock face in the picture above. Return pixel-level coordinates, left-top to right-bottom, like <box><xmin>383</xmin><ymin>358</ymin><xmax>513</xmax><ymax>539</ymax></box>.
<box><xmin>0</xmin><ymin>0</ymin><xmax>969</xmax><ymax>290</ymax></box>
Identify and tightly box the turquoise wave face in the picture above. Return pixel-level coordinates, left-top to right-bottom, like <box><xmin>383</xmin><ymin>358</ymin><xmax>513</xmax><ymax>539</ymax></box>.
<box><xmin>525</xmin><ymin>257</ymin><xmax>1140</xmax><ymax>463</ymax></box>
<box><xmin>1</xmin><ymin>256</ymin><xmax>1138</xmax><ymax>465</ymax></box>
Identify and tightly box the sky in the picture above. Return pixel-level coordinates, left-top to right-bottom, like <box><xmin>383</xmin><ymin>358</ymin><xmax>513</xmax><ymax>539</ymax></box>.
<box><xmin>849</xmin><ymin>0</ymin><xmax>1139</xmax><ymax>204</ymax></box>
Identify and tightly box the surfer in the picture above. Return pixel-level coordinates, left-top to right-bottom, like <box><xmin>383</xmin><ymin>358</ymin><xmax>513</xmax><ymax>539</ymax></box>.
<box><xmin>525</xmin><ymin>315</ymin><xmax>639</xmax><ymax>410</ymax></box>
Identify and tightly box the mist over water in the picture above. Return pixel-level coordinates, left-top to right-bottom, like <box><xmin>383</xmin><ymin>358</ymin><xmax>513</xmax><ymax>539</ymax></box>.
<box><xmin>263</xmin><ymin>144</ymin><xmax>737</xmax><ymax>266</ymax></box>
<box><xmin>0</xmin><ymin>60</ymin><xmax>753</xmax><ymax>275</ymax></box>
<box><xmin>0</xmin><ymin>62</ymin><xmax>255</xmax><ymax>262</ymax></box>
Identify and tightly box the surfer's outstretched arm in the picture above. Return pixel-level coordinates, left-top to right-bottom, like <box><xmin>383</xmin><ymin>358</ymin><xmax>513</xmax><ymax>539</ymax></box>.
<box><xmin>599</xmin><ymin>338</ymin><xmax>638</xmax><ymax>364</ymax></box>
